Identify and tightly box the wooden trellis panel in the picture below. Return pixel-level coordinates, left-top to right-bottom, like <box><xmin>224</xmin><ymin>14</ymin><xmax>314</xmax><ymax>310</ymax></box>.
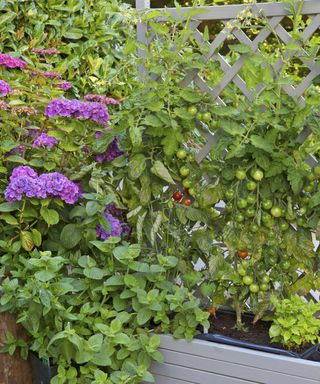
<box><xmin>136</xmin><ymin>0</ymin><xmax>320</xmax><ymax>164</ymax></box>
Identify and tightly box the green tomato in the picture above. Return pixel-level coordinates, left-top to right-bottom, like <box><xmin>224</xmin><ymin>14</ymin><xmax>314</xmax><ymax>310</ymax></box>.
<box><xmin>251</xmin><ymin>169</ymin><xmax>264</xmax><ymax>181</ymax></box>
<box><xmin>260</xmin><ymin>283</ymin><xmax>270</xmax><ymax>292</ymax></box>
<box><xmin>297</xmin><ymin>217</ymin><xmax>307</xmax><ymax>227</ymax></box>
<box><xmin>188</xmin><ymin>106</ymin><xmax>198</xmax><ymax>116</ymax></box>
<box><xmin>262</xmin><ymin>212</ymin><xmax>272</xmax><ymax>223</ymax></box>
<box><xmin>235</xmin><ymin>213</ymin><xmax>245</xmax><ymax>222</ymax></box>
<box><xmin>262</xmin><ymin>200</ymin><xmax>273</xmax><ymax>210</ymax></box>
<box><xmin>271</xmin><ymin>206</ymin><xmax>282</xmax><ymax>218</ymax></box>
<box><xmin>188</xmin><ymin>188</ymin><xmax>196</xmax><ymax>196</ymax></box>
<box><xmin>225</xmin><ymin>190</ymin><xmax>235</xmax><ymax>200</ymax></box>
<box><xmin>210</xmin><ymin>121</ymin><xmax>218</xmax><ymax>129</ymax></box>
<box><xmin>202</xmin><ymin>112</ymin><xmax>212</xmax><ymax>122</ymax></box>
<box><xmin>237</xmin><ymin>199</ymin><xmax>248</xmax><ymax>209</ymax></box>
<box><xmin>225</xmin><ymin>203</ymin><xmax>233</xmax><ymax>212</ymax></box>
<box><xmin>241</xmin><ymin>260</ymin><xmax>249</xmax><ymax>268</ymax></box>
<box><xmin>313</xmin><ymin>165</ymin><xmax>320</xmax><ymax>176</ymax></box>
<box><xmin>187</xmin><ymin>154</ymin><xmax>194</xmax><ymax>162</ymax></box>
<box><xmin>282</xmin><ymin>253</ymin><xmax>289</xmax><ymax>260</ymax></box>
<box><xmin>243</xmin><ymin>275</ymin><xmax>254</xmax><ymax>285</ymax></box>
<box><xmin>264</xmin><ymin>219</ymin><xmax>275</xmax><ymax>228</ymax></box>
<box><xmin>249</xmin><ymin>283</ymin><xmax>260</xmax><ymax>293</ymax></box>
<box><xmin>236</xmin><ymin>169</ymin><xmax>246</xmax><ymax>180</ymax></box>
<box><xmin>280</xmin><ymin>221</ymin><xmax>289</xmax><ymax>231</ymax></box>
<box><xmin>261</xmin><ymin>275</ymin><xmax>270</xmax><ymax>284</ymax></box>
<box><xmin>281</xmin><ymin>261</ymin><xmax>290</xmax><ymax>270</ymax></box>
<box><xmin>250</xmin><ymin>223</ymin><xmax>259</xmax><ymax>233</ymax></box>
<box><xmin>238</xmin><ymin>266</ymin><xmax>247</xmax><ymax>276</ymax></box>
<box><xmin>269</xmin><ymin>256</ymin><xmax>277</xmax><ymax>264</ymax></box>
<box><xmin>176</xmin><ymin>149</ymin><xmax>187</xmax><ymax>159</ymax></box>
<box><xmin>183</xmin><ymin>179</ymin><xmax>191</xmax><ymax>188</ymax></box>
<box><xmin>246</xmin><ymin>181</ymin><xmax>257</xmax><ymax>191</ymax></box>
<box><xmin>246</xmin><ymin>208</ymin><xmax>256</xmax><ymax>218</ymax></box>
<box><xmin>298</xmin><ymin>206</ymin><xmax>307</xmax><ymax>215</ymax></box>
<box><xmin>196</xmin><ymin>112</ymin><xmax>203</xmax><ymax>121</ymax></box>
<box><xmin>179</xmin><ymin>166</ymin><xmax>190</xmax><ymax>177</ymax></box>
<box><xmin>246</xmin><ymin>195</ymin><xmax>256</xmax><ymax>205</ymax></box>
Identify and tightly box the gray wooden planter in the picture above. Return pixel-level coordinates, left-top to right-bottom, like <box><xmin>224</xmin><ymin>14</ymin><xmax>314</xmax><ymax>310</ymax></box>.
<box><xmin>147</xmin><ymin>335</ymin><xmax>320</xmax><ymax>384</ymax></box>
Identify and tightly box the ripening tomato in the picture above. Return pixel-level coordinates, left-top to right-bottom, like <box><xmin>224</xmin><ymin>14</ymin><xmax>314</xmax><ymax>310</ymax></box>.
<box><xmin>172</xmin><ymin>191</ymin><xmax>183</xmax><ymax>201</ymax></box>
<box><xmin>182</xmin><ymin>198</ymin><xmax>191</xmax><ymax>206</ymax></box>
<box><xmin>238</xmin><ymin>250</ymin><xmax>249</xmax><ymax>259</ymax></box>
<box><xmin>206</xmin><ymin>307</ymin><xmax>216</xmax><ymax>316</ymax></box>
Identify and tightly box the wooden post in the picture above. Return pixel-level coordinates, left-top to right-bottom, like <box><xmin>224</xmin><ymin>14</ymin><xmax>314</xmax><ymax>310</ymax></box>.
<box><xmin>0</xmin><ymin>313</ymin><xmax>32</xmax><ymax>384</ymax></box>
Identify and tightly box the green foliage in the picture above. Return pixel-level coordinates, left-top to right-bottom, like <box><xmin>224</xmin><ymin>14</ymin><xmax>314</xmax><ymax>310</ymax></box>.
<box><xmin>269</xmin><ymin>295</ymin><xmax>320</xmax><ymax>349</ymax></box>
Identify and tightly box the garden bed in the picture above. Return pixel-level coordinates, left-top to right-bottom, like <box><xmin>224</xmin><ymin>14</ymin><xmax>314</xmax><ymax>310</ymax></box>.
<box><xmin>148</xmin><ymin>334</ymin><xmax>320</xmax><ymax>384</ymax></box>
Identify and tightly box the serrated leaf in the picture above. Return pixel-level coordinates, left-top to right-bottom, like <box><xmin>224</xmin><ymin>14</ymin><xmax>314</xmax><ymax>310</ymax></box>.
<box><xmin>250</xmin><ymin>135</ymin><xmax>273</xmax><ymax>153</ymax></box>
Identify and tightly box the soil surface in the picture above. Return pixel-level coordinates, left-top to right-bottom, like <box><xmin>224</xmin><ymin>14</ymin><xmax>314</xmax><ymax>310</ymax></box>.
<box><xmin>206</xmin><ymin>310</ymin><xmax>310</xmax><ymax>354</ymax></box>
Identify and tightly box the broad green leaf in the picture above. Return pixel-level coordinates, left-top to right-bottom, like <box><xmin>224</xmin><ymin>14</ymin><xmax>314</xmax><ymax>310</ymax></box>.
<box><xmin>129</xmin><ymin>154</ymin><xmax>146</xmax><ymax>179</ymax></box>
<box><xmin>40</xmin><ymin>207</ymin><xmax>59</xmax><ymax>226</ymax></box>
<box><xmin>20</xmin><ymin>231</ymin><xmax>34</xmax><ymax>251</ymax></box>
<box><xmin>60</xmin><ymin>224</ymin><xmax>82</xmax><ymax>249</ymax></box>
<box><xmin>137</xmin><ymin>308</ymin><xmax>152</xmax><ymax>325</ymax></box>
<box><xmin>83</xmin><ymin>267</ymin><xmax>104</xmax><ymax>280</ymax></box>
<box><xmin>0</xmin><ymin>202</ymin><xmax>20</xmax><ymax>212</ymax></box>
<box><xmin>151</xmin><ymin>161</ymin><xmax>175</xmax><ymax>184</ymax></box>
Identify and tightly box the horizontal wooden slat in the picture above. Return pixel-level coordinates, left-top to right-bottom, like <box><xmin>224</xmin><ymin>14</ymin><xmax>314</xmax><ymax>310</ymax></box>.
<box><xmin>152</xmin><ymin>1</ymin><xmax>320</xmax><ymax>20</ymax></box>
<box><xmin>154</xmin><ymin>348</ymin><xmax>319</xmax><ymax>384</ymax></box>
<box><xmin>151</xmin><ymin>362</ymin><xmax>255</xmax><ymax>384</ymax></box>
<box><xmin>158</xmin><ymin>335</ymin><xmax>320</xmax><ymax>380</ymax></box>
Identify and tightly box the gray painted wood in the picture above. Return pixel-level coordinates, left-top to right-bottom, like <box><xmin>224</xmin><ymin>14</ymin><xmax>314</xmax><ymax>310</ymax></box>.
<box><xmin>146</xmin><ymin>335</ymin><xmax>320</xmax><ymax>384</ymax></box>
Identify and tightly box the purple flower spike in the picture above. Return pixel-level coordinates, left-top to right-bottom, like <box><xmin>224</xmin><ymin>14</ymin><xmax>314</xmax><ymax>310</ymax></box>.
<box><xmin>45</xmin><ymin>99</ymin><xmax>109</xmax><ymax>124</ymax></box>
<box><xmin>0</xmin><ymin>80</ymin><xmax>11</xmax><ymax>96</ymax></box>
<box><xmin>32</xmin><ymin>133</ymin><xmax>58</xmax><ymax>148</ymax></box>
<box><xmin>59</xmin><ymin>82</ymin><xmax>72</xmax><ymax>91</ymax></box>
<box><xmin>31</xmin><ymin>48</ymin><xmax>60</xmax><ymax>55</ymax></box>
<box><xmin>0</xmin><ymin>53</ymin><xmax>26</xmax><ymax>69</ymax></box>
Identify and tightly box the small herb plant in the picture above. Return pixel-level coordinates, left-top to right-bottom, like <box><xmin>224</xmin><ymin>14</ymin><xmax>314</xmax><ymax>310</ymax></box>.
<box><xmin>269</xmin><ymin>295</ymin><xmax>320</xmax><ymax>350</ymax></box>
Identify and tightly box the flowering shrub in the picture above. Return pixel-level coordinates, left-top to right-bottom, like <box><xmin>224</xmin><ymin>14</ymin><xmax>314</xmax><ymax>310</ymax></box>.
<box><xmin>0</xmin><ymin>16</ymin><xmax>208</xmax><ymax>382</ymax></box>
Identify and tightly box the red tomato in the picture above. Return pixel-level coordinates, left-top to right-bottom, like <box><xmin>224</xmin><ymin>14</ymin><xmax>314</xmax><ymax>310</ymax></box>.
<box><xmin>172</xmin><ymin>191</ymin><xmax>183</xmax><ymax>201</ymax></box>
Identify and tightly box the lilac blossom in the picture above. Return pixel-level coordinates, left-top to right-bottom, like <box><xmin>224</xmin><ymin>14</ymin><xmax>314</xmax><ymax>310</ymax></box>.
<box><xmin>0</xmin><ymin>53</ymin><xmax>26</xmax><ymax>69</ymax></box>
<box><xmin>31</xmin><ymin>48</ymin><xmax>60</xmax><ymax>55</ymax></box>
<box><xmin>95</xmin><ymin>137</ymin><xmax>124</xmax><ymax>163</ymax></box>
<box><xmin>84</xmin><ymin>94</ymin><xmax>120</xmax><ymax>105</ymax></box>
<box><xmin>32</xmin><ymin>133</ymin><xmax>58</xmax><ymax>148</ymax></box>
<box><xmin>45</xmin><ymin>99</ymin><xmax>109</xmax><ymax>124</ymax></box>
<box><xmin>5</xmin><ymin>166</ymin><xmax>80</xmax><ymax>204</ymax></box>
<box><xmin>0</xmin><ymin>80</ymin><xmax>11</xmax><ymax>96</ymax></box>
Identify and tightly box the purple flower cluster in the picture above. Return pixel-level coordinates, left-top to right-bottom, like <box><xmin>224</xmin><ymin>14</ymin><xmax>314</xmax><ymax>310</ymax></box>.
<box><xmin>84</xmin><ymin>94</ymin><xmax>120</xmax><ymax>105</ymax></box>
<box><xmin>96</xmin><ymin>204</ymin><xmax>131</xmax><ymax>240</ymax></box>
<box><xmin>45</xmin><ymin>99</ymin><xmax>109</xmax><ymax>124</ymax></box>
<box><xmin>0</xmin><ymin>53</ymin><xmax>26</xmax><ymax>69</ymax></box>
<box><xmin>59</xmin><ymin>81</ymin><xmax>72</xmax><ymax>91</ymax></box>
<box><xmin>31</xmin><ymin>48</ymin><xmax>60</xmax><ymax>55</ymax></box>
<box><xmin>32</xmin><ymin>133</ymin><xmax>58</xmax><ymax>148</ymax></box>
<box><xmin>96</xmin><ymin>136</ymin><xmax>124</xmax><ymax>163</ymax></box>
<box><xmin>5</xmin><ymin>166</ymin><xmax>81</xmax><ymax>204</ymax></box>
<box><xmin>0</xmin><ymin>80</ymin><xmax>11</xmax><ymax>96</ymax></box>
